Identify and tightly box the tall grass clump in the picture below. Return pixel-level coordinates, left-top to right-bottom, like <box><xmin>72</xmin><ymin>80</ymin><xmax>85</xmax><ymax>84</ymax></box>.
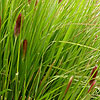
<box><xmin>0</xmin><ymin>0</ymin><xmax>100</xmax><ymax>100</ymax></box>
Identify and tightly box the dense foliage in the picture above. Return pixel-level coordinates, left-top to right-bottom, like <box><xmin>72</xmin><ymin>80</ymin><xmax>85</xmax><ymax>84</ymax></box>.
<box><xmin>0</xmin><ymin>0</ymin><xmax>100</xmax><ymax>100</ymax></box>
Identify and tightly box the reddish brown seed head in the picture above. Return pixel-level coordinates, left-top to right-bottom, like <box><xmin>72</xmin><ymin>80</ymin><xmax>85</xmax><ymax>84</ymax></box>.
<box><xmin>62</xmin><ymin>76</ymin><xmax>73</xmax><ymax>100</ymax></box>
<box><xmin>88</xmin><ymin>80</ymin><xmax>96</xmax><ymax>93</ymax></box>
<box><xmin>89</xmin><ymin>65</ymin><xmax>98</xmax><ymax>85</ymax></box>
<box><xmin>65</xmin><ymin>76</ymin><xmax>73</xmax><ymax>94</ymax></box>
<box><xmin>59</xmin><ymin>0</ymin><xmax>62</xmax><ymax>3</ymax></box>
<box><xmin>23</xmin><ymin>39</ymin><xmax>27</xmax><ymax>57</ymax></box>
<box><xmin>35</xmin><ymin>0</ymin><xmax>38</xmax><ymax>6</ymax></box>
<box><xmin>66</xmin><ymin>76</ymin><xmax>73</xmax><ymax>92</ymax></box>
<box><xmin>0</xmin><ymin>16</ymin><xmax>1</xmax><ymax>29</ymax></box>
<box><xmin>14</xmin><ymin>13</ymin><xmax>22</xmax><ymax>36</ymax></box>
<box><xmin>28</xmin><ymin>0</ymin><xmax>31</xmax><ymax>4</ymax></box>
<box><xmin>16</xmin><ymin>14</ymin><xmax>22</xmax><ymax>27</ymax></box>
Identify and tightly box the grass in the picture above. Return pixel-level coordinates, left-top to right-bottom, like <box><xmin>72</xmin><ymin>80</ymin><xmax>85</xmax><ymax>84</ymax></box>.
<box><xmin>0</xmin><ymin>0</ymin><xmax>100</xmax><ymax>100</ymax></box>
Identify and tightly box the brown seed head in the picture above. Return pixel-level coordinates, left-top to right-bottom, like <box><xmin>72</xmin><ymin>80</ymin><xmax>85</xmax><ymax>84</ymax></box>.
<box><xmin>35</xmin><ymin>0</ymin><xmax>38</xmax><ymax>6</ymax></box>
<box><xmin>62</xmin><ymin>76</ymin><xmax>74</xmax><ymax>99</ymax></box>
<box><xmin>89</xmin><ymin>65</ymin><xmax>98</xmax><ymax>85</ymax></box>
<box><xmin>23</xmin><ymin>39</ymin><xmax>27</xmax><ymax>57</ymax></box>
<box><xmin>14</xmin><ymin>13</ymin><xmax>22</xmax><ymax>36</ymax></box>
<box><xmin>88</xmin><ymin>80</ymin><xmax>96</xmax><ymax>93</ymax></box>
<box><xmin>28</xmin><ymin>0</ymin><xmax>31</xmax><ymax>4</ymax></box>
<box><xmin>59</xmin><ymin>0</ymin><xmax>62</xmax><ymax>3</ymax></box>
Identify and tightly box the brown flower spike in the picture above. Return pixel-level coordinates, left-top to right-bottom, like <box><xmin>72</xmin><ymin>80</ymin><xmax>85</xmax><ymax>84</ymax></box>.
<box><xmin>28</xmin><ymin>0</ymin><xmax>31</xmax><ymax>4</ymax></box>
<box><xmin>35</xmin><ymin>0</ymin><xmax>38</xmax><ymax>6</ymax></box>
<box><xmin>88</xmin><ymin>80</ymin><xmax>96</xmax><ymax>93</ymax></box>
<box><xmin>65</xmin><ymin>76</ymin><xmax>73</xmax><ymax>93</ymax></box>
<box><xmin>23</xmin><ymin>39</ymin><xmax>27</xmax><ymax>57</ymax></box>
<box><xmin>62</xmin><ymin>76</ymin><xmax>73</xmax><ymax>99</ymax></box>
<box><xmin>59</xmin><ymin>0</ymin><xmax>62</xmax><ymax>3</ymax></box>
<box><xmin>14</xmin><ymin>13</ymin><xmax>22</xmax><ymax>36</ymax></box>
<box><xmin>89</xmin><ymin>65</ymin><xmax>98</xmax><ymax>85</ymax></box>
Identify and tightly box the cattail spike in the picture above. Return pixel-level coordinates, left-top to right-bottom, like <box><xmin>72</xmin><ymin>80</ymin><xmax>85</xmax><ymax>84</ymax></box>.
<box><xmin>14</xmin><ymin>13</ymin><xmax>22</xmax><ymax>36</ymax></box>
